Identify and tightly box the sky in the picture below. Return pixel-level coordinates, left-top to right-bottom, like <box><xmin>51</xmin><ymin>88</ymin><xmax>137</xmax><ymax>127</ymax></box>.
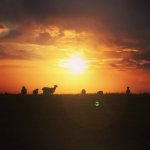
<box><xmin>0</xmin><ymin>0</ymin><xmax>150</xmax><ymax>94</ymax></box>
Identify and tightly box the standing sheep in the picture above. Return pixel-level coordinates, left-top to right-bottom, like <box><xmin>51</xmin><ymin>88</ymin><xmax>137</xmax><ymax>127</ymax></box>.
<box><xmin>81</xmin><ymin>89</ymin><xmax>86</xmax><ymax>95</ymax></box>
<box><xmin>33</xmin><ymin>89</ymin><xmax>39</xmax><ymax>95</ymax></box>
<box><xmin>126</xmin><ymin>86</ymin><xmax>131</xmax><ymax>95</ymax></box>
<box><xmin>42</xmin><ymin>85</ymin><xmax>58</xmax><ymax>95</ymax></box>
<box><xmin>97</xmin><ymin>91</ymin><xmax>103</xmax><ymax>96</ymax></box>
<box><xmin>21</xmin><ymin>86</ymin><xmax>27</xmax><ymax>95</ymax></box>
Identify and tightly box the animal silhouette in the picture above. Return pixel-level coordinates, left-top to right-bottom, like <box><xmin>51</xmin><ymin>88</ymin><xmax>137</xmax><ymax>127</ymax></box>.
<box><xmin>21</xmin><ymin>86</ymin><xmax>27</xmax><ymax>95</ymax></box>
<box><xmin>81</xmin><ymin>89</ymin><xmax>86</xmax><ymax>95</ymax></box>
<box><xmin>33</xmin><ymin>89</ymin><xmax>39</xmax><ymax>95</ymax></box>
<box><xmin>42</xmin><ymin>85</ymin><xmax>58</xmax><ymax>95</ymax></box>
<box><xmin>126</xmin><ymin>86</ymin><xmax>131</xmax><ymax>95</ymax></box>
<box><xmin>97</xmin><ymin>91</ymin><xmax>103</xmax><ymax>96</ymax></box>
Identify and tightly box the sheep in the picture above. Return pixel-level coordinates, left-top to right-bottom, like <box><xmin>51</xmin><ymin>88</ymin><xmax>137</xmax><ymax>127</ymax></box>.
<box><xmin>97</xmin><ymin>91</ymin><xmax>103</xmax><ymax>97</ymax></box>
<box><xmin>42</xmin><ymin>85</ymin><xmax>58</xmax><ymax>95</ymax></box>
<box><xmin>81</xmin><ymin>89</ymin><xmax>86</xmax><ymax>95</ymax></box>
<box><xmin>21</xmin><ymin>86</ymin><xmax>27</xmax><ymax>95</ymax></box>
<box><xmin>126</xmin><ymin>86</ymin><xmax>131</xmax><ymax>95</ymax></box>
<box><xmin>33</xmin><ymin>89</ymin><xmax>39</xmax><ymax>95</ymax></box>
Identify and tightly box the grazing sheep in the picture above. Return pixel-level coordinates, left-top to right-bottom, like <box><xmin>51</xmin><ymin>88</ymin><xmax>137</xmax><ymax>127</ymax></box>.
<box><xmin>97</xmin><ymin>91</ymin><xmax>103</xmax><ymax>96</ymax></box>
<box><xmin>42</xmin><ymin>85</ymin><xmax>58</xmax><ymax>95</ymax></box>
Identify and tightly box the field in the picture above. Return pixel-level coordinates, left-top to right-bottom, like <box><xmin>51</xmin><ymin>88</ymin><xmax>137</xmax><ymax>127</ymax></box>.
<box><xmin>0</xmin><ymin>94</ymin><xmax>150</xmax><ymax>150</ymax></box>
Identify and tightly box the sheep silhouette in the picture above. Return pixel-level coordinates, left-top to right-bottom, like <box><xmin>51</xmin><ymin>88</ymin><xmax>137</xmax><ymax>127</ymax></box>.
<box><xmin>33</xmin><ymin>89</ymin><xmax>39</xmax><ymax>95</ymax></box>
<box><xmin>42</xmin><ymin>85</ymin><xmax>58</xmax><ymax>95</ymax></box>
<box><xmin>126</xmin><ymin>86</ymin><xmax>131</xmax><ymax>95</ymax></box>
<box><xmin>21</xmin><ymin>86</ymin><xmax>27</xmax><ymax>95</ymax></box>
<box><xmin>97</xmin><ymin>91</ymin><xmax>103</xmax><ymax>96</ymax></box>
<box><xmin>81</xmin><ymin>89</ymin><xmax>86</xmax><ymax>95</ymax></box>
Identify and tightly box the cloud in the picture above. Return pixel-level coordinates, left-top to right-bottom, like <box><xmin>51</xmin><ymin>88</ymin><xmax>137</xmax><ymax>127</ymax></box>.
<box><xmin>36</xmin><ymin>32</ymin><xmax>52</xmax><ymax>44</ymax></box>
<box><xmin>0</xmin><ymin>24</ymin><xmax>5</xmax><ymax>29</ymax></box>
<box><xmin>140</xmin><ymin>63</ymin><xmax>150</xmax><ymax>69</ymax></box>
<box><xmin>0</xmin><ymin>29</ymin><xmax>22</xmax><ymax>40</ymax></box>
<box><xmin>0</xmin><ymin>0</ymin><xmax>150</xmax><ymax>69</ymax></box>
<box><xmin>0</xmin><ymin>45</ymin><xmax>41</xmax><ymax>60</ymax></box>
<box><xmin>0</xmin><ymin>64</ymin><xmax>34</xmax><ymax>68</ymax></box>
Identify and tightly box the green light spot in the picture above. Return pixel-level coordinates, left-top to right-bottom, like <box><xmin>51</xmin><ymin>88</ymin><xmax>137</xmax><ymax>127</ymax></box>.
<box><xmin>94</xmin><ymin>101</ymin><xmax>100</xmax><ymax>107</ymax></box>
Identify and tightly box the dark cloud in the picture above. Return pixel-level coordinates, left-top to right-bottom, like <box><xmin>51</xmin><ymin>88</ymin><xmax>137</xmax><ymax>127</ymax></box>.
<box><xmin>0</xmin><ymin>24</ymin><xmax>5</xmax><ymax>29</ymax></box>
<box><xmin>132</xmin><ymin>50</ymin><xmax>150</xmax><ymax>61</ymax></box>
<box><xmin>0</xmin><ymin>0</ymin><xmax>149</xmax><ymax>26</ymax></box>
<box><xmin>36</xmin><ymin>32</ymin><xmax>52</xmax><ymax>44</ymax></box>
<box><xmin>110</xmin><ymin>58</ymin><xmax>139</xmax><ymax>69</ymax></box>
<box><xmin>0</xmin><ymin>29</ymin><xmax>22</xmax><ymax>40</ymax></box>
<box><xmin>140</xmin><ymin>63</ymin><xmax>150</xmax><ymax>69</ymax></box>
<box><xmin>0</xmin><ymin>46</ymin><xmax>41</xmax><ymax>60</ymax></box>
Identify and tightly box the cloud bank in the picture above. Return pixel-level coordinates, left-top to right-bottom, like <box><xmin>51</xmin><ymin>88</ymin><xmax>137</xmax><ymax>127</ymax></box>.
<box><xmin>0</xmin><ymin>0</ymin><xmax>150</xmax><ymax>69</ymax></box>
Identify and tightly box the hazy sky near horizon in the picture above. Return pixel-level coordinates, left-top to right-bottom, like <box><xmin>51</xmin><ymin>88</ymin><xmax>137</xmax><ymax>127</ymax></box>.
<box><xmin>0</xmin><ymin>0</ymin><xmax>150</xmax><ymax>93</ymax></box>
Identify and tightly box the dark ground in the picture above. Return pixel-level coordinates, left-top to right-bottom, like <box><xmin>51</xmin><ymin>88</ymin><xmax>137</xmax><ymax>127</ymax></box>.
<box><xmin>0</xmin><ymin>94</ymin><xmax>150</xmax><ymax>150</ymax></box>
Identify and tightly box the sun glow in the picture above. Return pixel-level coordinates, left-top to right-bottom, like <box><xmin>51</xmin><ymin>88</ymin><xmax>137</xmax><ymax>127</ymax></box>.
<box><xmin>67</xmin><ymin>57</ymin><xmax>86</xmax><ymax>74</ymax></box>
<box><xmin>60</xmin><ymin>54</ymin><xmax>87</xmax><ymax>74</ymax></box>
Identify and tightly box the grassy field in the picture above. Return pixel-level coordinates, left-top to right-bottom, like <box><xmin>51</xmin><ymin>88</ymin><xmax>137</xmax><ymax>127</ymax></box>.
<box><xmin>0</xmin><ymin>94</ymin><xmax>150</xmax><ymax>150</ymax></box>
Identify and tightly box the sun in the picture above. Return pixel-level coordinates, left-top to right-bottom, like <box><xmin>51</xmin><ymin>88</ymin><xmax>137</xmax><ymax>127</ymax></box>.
<box><xmin>60</xmin><ymin>54</ymin><xmax>87</xmax><ymax>74</ymax></box>
<box><xmin>67</xmin><ymin>57</ymin><xmax>86</xmax><ymax>74</ymax></box>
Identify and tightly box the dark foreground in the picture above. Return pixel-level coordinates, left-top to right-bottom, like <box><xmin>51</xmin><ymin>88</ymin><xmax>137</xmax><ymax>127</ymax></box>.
<box><xmin>0</xmin><ymin>94</ymin><xmax>150</xmax><ymax>150</ymax></box>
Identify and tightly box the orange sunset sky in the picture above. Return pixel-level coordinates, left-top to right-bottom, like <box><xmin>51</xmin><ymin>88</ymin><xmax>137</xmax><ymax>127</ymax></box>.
<box><xmin>0</xmin><ymin>0</ymin><xmax>150</xmax><ymax>94</ymax></box>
